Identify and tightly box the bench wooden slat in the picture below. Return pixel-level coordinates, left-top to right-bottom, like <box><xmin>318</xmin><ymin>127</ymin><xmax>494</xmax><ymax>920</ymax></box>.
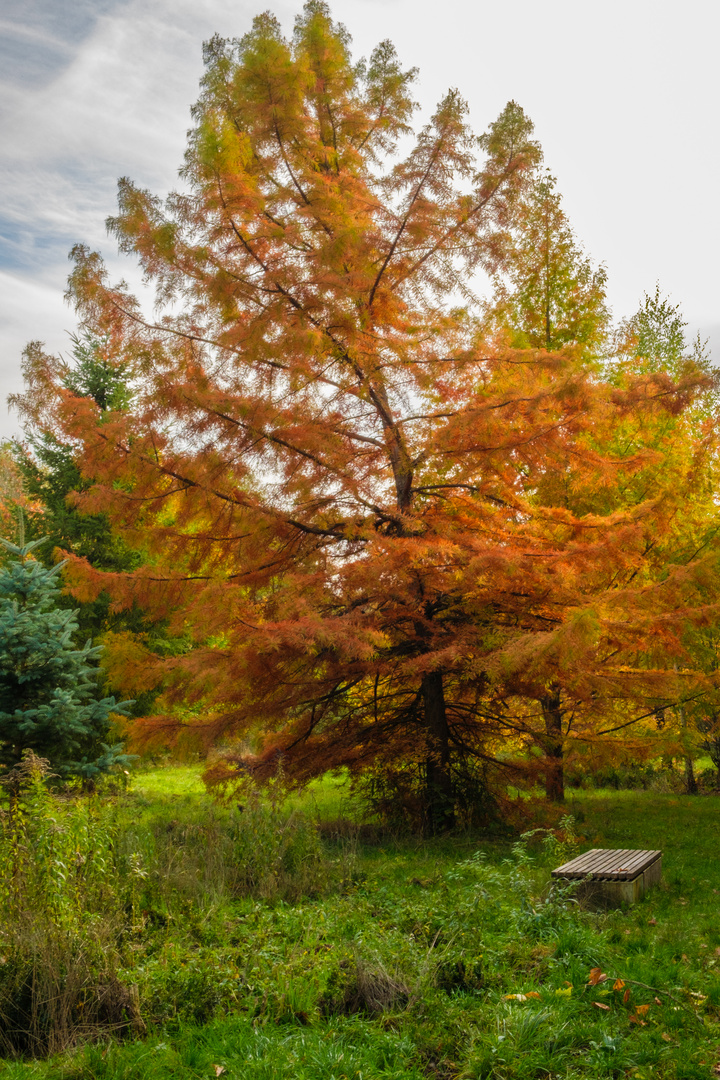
<box><xmin>553</xmin><ymin>848</ymin><xmax>602</xmax><ymax>875</ymax></box>
<box><xmin>591</xmin><ymin>849</ymin><xmax>642</xmax><ymax>879</ymax></box>
<box><xmin>570</xmin><ymin>848</ymin><xmax>632</xmax><ymax>878</ymax></box>
<box><xmin>606</xmin><ymin>850</ymin><xmax>659</xmax><ymax>878</ymax></box>
<box><xmin>552</xmin><ymin>848</ymin><xmax>662</xmax><ymax>881</ymax></box>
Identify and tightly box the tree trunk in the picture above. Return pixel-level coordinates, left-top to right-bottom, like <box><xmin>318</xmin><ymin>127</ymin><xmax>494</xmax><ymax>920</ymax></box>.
<box><xmin>685</xmin><ymin>754</ymin><xmax>697</xmax><ymax>795</ymax></box>
<box><xmin>422</xmin><ymin>670</ymin><xmax>455</xmax><ymax>833</ymax></box>
<box><xmin>674</xmin><ymin>683</ymin><xmax>697</xmax><ymax>795</ymax></box>
<box><xmin>540</xmin><ymin>689</ymin><xmax>564</xmax><ymax>802</ymax></box>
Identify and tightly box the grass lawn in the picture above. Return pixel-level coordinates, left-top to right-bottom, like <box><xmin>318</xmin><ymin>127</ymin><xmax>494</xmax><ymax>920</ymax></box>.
<box><xmin>1</xmin><ymin>769</ymin><xmax>720</xmax><ymax>1079</ymax></box>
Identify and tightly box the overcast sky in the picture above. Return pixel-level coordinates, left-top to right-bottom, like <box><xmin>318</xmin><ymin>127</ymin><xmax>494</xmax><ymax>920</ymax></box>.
<box><xmin>2</xmin><ymin>0</ymin><xmax>719</xmax><ymax>438</ymax></box>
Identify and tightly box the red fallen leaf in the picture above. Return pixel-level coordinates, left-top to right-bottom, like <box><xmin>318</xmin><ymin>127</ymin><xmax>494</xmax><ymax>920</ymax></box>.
<box><xmin>647</xmin><ymin>917</ymin><xmax>657</xmax><ymax>926</ymax></box>
<box><xmin>613</xmin><ymin>979</ymin><xmax>625</xmax><ymax>991</ymax></box>
<box><xmin>593</xmin><ymin>1001</ymin><xmax>611</xmax><ymax>1011</ymax></box>
<box><xmin>623</xmin><ymin>989</ymin><xmax>631</xmax><ymax>1004</ymax></box>
<box><xmin>588</xmin><ymin>968</ymin><xmax>608</xmax><ymax>986</ymax></box>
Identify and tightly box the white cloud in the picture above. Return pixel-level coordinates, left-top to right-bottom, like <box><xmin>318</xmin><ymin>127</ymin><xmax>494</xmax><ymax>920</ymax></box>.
<box><xmin>0</xmin><ymin>271</ymin><xmax>72</xmax><ymax>436</ymax></box>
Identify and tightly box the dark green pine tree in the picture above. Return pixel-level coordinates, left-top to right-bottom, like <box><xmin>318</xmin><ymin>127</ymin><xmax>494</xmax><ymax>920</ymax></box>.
<box><xmin>0</xmin><ymin>538</ymin><xmax>133</xmax><ymax>779</ymax></box>
<box><xmin>12</xmin><ymin>333</ymin><xmax>141</xmax><ymax>644</ymax></box>
<box><xmin>10</xmin><ymin>334</ymin><xmax>185</xmax><ymax>719</ymax></box>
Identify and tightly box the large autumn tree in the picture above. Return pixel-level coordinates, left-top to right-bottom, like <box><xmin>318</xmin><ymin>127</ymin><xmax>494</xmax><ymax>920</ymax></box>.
<box><xmin>22</xmin><ymin>2</ymin><xmax>718</xmax><ymax>828</ymax></box>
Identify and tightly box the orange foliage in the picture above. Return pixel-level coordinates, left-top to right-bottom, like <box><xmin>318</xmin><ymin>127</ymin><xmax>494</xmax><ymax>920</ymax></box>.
<box><xmin>26</xmin><ymin>5</ymin><xmax>720</xmax><ymax>826</ymax></box>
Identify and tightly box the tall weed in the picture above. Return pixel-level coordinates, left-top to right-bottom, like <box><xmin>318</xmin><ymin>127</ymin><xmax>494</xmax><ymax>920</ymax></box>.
<box><xmin>0</xmin><ymin>753</ymin><xmax>141</xmax><ymax>1057</ymax></box>
<box><xmin>0</xmin><ymin>758</ymin><xmax>348</xmax><ymax>1057</ymax></box>
<box><xmin>230</xmin><ymin>797</ymin><xmax>333</xmax><ymax>901</ymax></box>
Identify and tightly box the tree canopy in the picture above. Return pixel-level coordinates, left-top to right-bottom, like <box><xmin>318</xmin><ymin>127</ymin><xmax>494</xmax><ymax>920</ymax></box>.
<box><xmin>14</xmin><ymin>1</ymin><xmax>720</xmax><ymax>826</ymax></box>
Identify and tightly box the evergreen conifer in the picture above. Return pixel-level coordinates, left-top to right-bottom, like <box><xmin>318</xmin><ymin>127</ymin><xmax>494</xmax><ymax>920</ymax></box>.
<box><xmin>0</xmin><ymin>538</ymin><xmax>132</xmax><ymax>779</ymax></box>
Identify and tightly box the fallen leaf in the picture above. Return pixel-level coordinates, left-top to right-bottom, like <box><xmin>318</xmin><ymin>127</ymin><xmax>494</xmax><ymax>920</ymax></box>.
<box><xmin>681</xmin><ymin>954</ymin><xmax>689</xmax><ymax>963</ymax></box>
<box><xmin>635</xmin><ymin>1004</ymin><xmax>650</xmax><ymax>1016</ymax></box>
<box><xmin>623</xmin><ymin>989</ymin><xmax>631</xmax><ymax>1004</ymax></box>
<box><xmin>588</xmin><ymin>968</ymin><xmax>608</xmax><ymax>986</ymax></box>
<box><xmin>593</xmin><ymin>1001</ymin><xmax>611</xmax><ymax>1011</ymax></box>
<box><xmin>661</xmin><ymin>1032</ymin><xmax>673</xmax><ymax>1042</ymax></box>
<box><xmin>629</xmin><ymin>1015</ymin><xmax>647</xmax><ymax>1026</ymax></box>
<box><xmin>613</xmin><ymin>979</ymin><xmax>625</xmax><ymax>991</ymax></box>
<box><xmin>654</xmin><ymin>997</ymin><xmax>662</xmax><ymax>1005</ymax></box>
<box><xmin>647</xmin><ymin>917</ymin><xmax>657</xmax><ymax>926</ymax></box>
<box><xmin>504</xmin><ymin>993</ymin><xmax>527</xmax><ymax>1001</ymax></box>
<box><xmin>554</xmin><ymin>987</ymin><xmax>572</xmax><ymax>997</ymax></box>
<box><xmin>525</xmin><ymin>991</ymin><xmax>541</xmax><ymax>999</ymax></box>
<box><xmin>213</xmin><ymin>1068</ymin><xmax>226</xmax><ymax>1078</ymax></box>
<box><xmin>624</xmin><ymin>929</ymin><xmax>632</xmax><ymax>936</ymax></box>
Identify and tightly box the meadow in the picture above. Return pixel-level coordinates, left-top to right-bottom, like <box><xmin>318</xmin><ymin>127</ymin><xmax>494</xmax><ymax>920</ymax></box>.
<box><xmin>1</xmin><ymin>766</ymin><xmax>720</xmax><ymax>1080</ymax></box>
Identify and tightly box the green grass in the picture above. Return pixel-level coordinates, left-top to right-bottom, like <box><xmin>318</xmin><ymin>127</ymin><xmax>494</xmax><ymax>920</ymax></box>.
<box><xmin>129</xmin><ymin>765</ymin><xmax>364</xmax><ymax>823</ymax></box>
<box><xmin>2</xmin><ymin>768</ymin><xmax>720</xmax><ymax>1079</ymax></box>
<box><xmin>131</xmin><ymin>765</ymin><xmax>208</xmax><ymax>799</ymax></box>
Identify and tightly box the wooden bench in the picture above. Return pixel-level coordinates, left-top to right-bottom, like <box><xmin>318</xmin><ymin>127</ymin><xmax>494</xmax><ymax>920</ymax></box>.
<box><xmin>551</xmin><ymin>848</ymin><xmax>662</xmax><ymax>907</ymax></box>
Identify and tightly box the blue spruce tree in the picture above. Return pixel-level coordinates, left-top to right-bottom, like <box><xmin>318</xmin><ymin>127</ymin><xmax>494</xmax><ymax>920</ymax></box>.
<box><xmin>0</xmin><ymin>538</ymin><xmax>133</xmax><ymax>779</ymax></box>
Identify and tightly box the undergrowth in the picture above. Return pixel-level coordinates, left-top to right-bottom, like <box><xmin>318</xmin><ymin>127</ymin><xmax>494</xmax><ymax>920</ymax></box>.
<box><xmin>1</xmin><ymin>764</ymin><xmax>720</xmax><ymax>1078</ymax></box>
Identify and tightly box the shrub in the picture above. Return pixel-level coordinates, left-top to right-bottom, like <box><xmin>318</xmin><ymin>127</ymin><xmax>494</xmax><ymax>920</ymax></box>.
<box><xmin>0</xmin><ymin>753</ymin><xmax>141</xmax><ymax>1057</ymax></box>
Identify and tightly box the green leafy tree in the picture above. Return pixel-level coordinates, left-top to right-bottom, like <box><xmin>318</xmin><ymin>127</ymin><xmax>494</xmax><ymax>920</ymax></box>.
<box><xmin>616</xmin><ymin>285</ymin><xmax>717</xmax><ymax>416</ymax></box>
<box><xmin>0</xmin><ymin>538</ymin><xmax>132</xmax><ymax>779</ymax></box>
<box><xmin>486</xmin><ymin>170</ymin><xmax>609</xmax><ymax>354</ymax></box>
<box><xmin>538</xmin><ymin>287</ymin><xmax>720</xmax><ymax>798</ymax></box>
<box><xmin>615</xmin><ymin>288</ymin><xmax>720</xmax><ymax>791</ymax></box>
<box><xmin>477</xmin><ymin>285</ymin><xmax>718</xmax><ymax>802</ymax></box>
